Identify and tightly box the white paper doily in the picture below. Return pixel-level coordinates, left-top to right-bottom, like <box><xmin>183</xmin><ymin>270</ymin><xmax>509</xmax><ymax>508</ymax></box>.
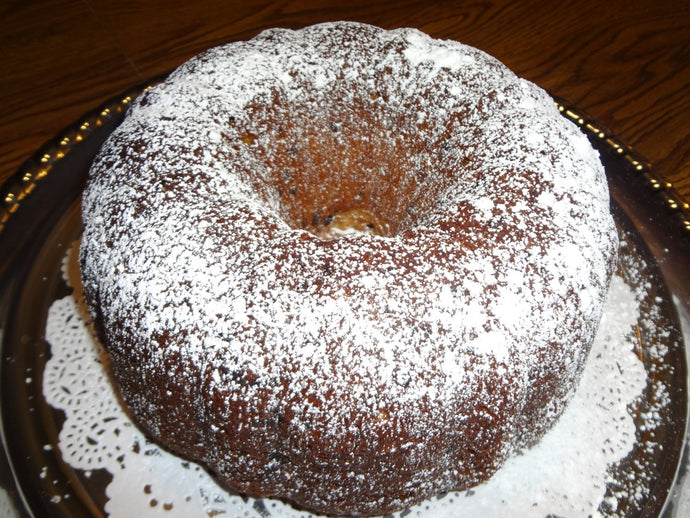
<box><xmin>0</xmin><ymin>486</ymin><xmax>21</xmax><ymax>518</ymax></box>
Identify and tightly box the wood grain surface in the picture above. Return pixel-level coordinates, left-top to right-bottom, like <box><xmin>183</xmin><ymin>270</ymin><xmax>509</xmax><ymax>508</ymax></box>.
<box><xmin>1</xmin><ymin>0</ymin><xmax>689</xmax><ymax>202</ymax></box>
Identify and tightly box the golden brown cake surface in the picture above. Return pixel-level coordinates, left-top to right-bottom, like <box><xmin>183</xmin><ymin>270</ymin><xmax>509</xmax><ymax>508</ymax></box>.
<box><xmin>80</xmin><ymin>22</ymin><xmax>618</xmax><ymax>516</ymax></box>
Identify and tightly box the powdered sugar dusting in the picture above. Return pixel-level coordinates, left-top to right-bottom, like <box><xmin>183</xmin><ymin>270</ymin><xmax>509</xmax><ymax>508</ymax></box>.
<box><xmin>403</xmin><ymin>30</ymin><xmax>477</xmax><ymax>72</ymax></box>
<box><xmin>78</xmin><ymin>22</ymin><xmax>618</xmax><ymax>515</ymax></box>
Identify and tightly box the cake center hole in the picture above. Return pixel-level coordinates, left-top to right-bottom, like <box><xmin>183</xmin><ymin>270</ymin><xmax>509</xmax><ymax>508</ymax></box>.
<box><xmin>306</xmin><ymin>208</ymin><xmax>389</xmax><ymax>240</ymax></box>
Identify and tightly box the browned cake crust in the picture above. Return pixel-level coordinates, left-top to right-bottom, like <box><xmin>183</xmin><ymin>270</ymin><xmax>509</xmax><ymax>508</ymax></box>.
<box><xmin>79</xmin><ymin>22</ymin><xmax>618</xmax><ymax>516</ymax></box>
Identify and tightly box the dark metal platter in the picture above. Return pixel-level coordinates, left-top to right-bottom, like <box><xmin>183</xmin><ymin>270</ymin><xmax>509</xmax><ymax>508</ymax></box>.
<box><xmin>0</xmin><ymin>81</ymin><xmax>688</xmax><ymax>517</ymax></box>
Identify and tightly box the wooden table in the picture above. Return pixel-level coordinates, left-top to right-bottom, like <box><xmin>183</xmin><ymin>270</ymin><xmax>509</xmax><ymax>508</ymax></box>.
<box><xmin>1</xmin><ymin>0</ymin><xmax>689</xmax><ymax>205</ymax></box>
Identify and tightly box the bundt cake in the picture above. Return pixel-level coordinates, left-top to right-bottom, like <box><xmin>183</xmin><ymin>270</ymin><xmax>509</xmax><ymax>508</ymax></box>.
<box><xmin>79</xmin><ymin>21</ymin><xmax>618</xmax><ymax>516</ymax></box>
